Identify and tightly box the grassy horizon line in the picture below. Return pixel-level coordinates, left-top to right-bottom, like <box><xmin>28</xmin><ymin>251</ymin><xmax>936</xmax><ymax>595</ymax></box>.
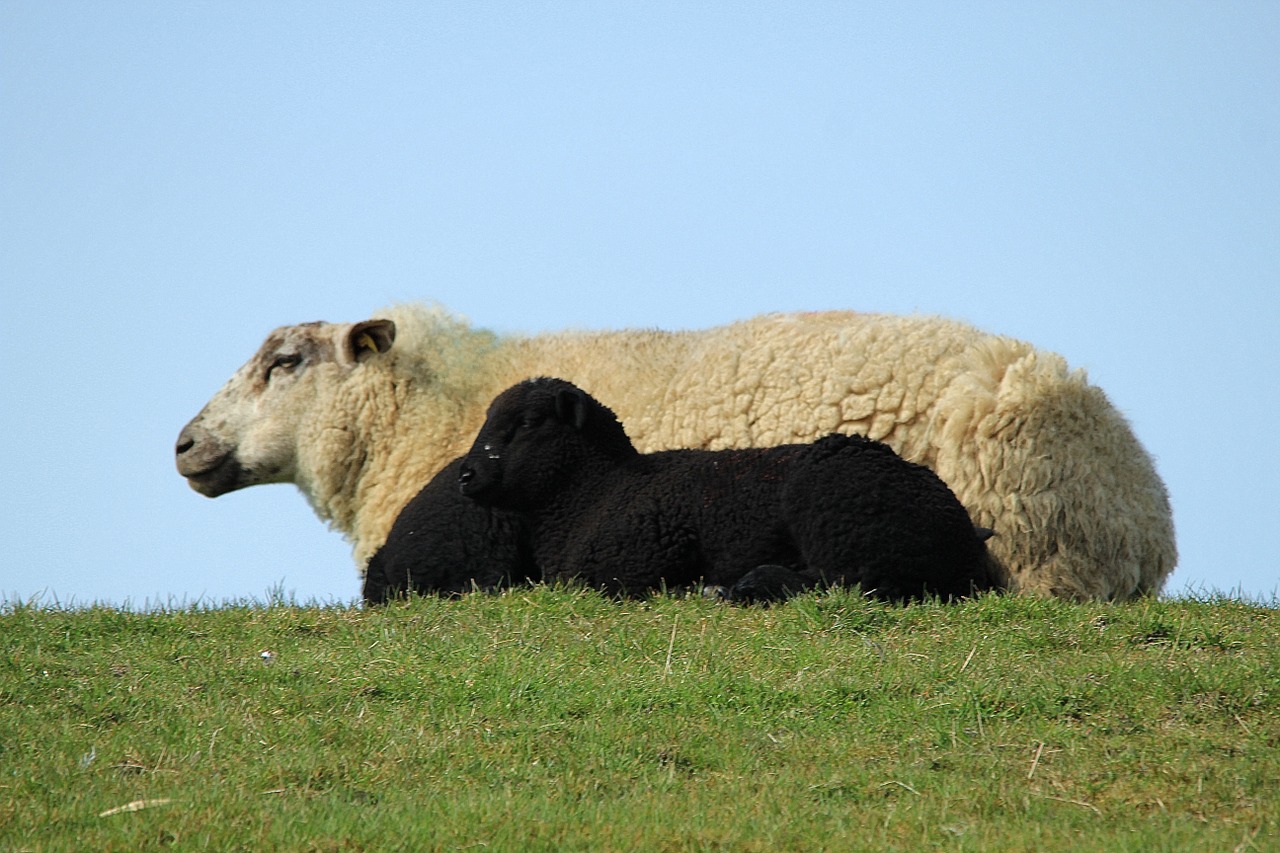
<box><xmin>3</xmin><ymin>588</ymin><xmax>1276</xmax><ymax>850</ymax></box>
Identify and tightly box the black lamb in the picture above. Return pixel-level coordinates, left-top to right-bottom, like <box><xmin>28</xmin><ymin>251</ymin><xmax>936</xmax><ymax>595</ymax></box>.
<box><xmin>457</xmin><ymin>377</ymin><xmax>1002</xmax><ymax>603</ymax></box>
<box><xmin>362</xmin><ymin>457</ymin><xmax>539</xmax><ymax>604</ymax></box>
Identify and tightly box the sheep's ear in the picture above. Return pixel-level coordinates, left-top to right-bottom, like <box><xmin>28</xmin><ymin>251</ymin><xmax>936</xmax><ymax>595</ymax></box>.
<box><xmin>554</xmin><ymin>387</ymin><xmax>589</xmax><ymax>430</ymax></box>
<box><xmin>346</xmin><ymin>320</ymin><xmax>396</xmax><ymax>364</ymax></box>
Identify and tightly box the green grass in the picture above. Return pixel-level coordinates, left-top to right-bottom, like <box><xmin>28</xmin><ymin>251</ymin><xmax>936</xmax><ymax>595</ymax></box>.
<box><xmin>2</xmin><ymin>589</ymin><xmax>1277</xmax><ymax>851</ymax></box>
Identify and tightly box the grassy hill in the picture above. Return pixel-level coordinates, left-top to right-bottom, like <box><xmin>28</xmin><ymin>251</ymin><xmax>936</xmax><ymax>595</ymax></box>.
<box><xmin>2</xmin><ymin>589</ymin><xmax>1276</xmax><ymax>851</ymax></box>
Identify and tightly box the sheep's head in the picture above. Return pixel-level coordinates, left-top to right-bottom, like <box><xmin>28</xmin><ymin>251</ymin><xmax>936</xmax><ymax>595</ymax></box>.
<box><xmin>458</xmin><ymin>377</ymin><xmax>634</xmax><ymax>511</ymax></box>
<box><xmin>175</xmin><ymin>318</ymin><xmax>396</xmax><ymax>497</ymax></box>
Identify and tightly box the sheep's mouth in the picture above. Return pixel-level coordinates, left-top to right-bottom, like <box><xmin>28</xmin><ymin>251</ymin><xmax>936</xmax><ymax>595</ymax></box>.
<box><xmin>458</xmin><ymin>475</ymin><xmax>495</xmax><ymax>501</ymax></box>
<box><xmin>179</xmin><ymin>453</ymin><xmax>247</xmax><ymax>498</ymax></box>
<box><xmin>458</xmin><ymin>466</ymin><xmax>502</xmax><ymax>504</ymax></box>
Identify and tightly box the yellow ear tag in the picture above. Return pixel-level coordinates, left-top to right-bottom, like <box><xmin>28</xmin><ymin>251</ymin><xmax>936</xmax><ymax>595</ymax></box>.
<box><xmin>356</xmin><ymin>332</ymin><xmax>380</xmax><ymax>355</ymax></box>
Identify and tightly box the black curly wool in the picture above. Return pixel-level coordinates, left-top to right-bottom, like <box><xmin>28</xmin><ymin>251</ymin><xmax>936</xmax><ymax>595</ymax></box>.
<box><xmin>458</xmin><ymin>378</ymin><xmax>1002</xmax><ymax>603</ymax></box>
<box><xmin>362</xmin><ymin>457</ymin><xmax>538</xmax><ymax>604</ymax></box>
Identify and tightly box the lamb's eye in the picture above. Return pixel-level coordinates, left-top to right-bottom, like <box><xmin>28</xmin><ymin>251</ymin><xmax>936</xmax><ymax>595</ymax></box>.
<box><xmin>506</xmin><ymin>415</ymin><xmax>537</xmax><ymax>441</ymax></box>
<box><xmin>266</xmin><ymin>354</ymin><xmax>302</xmax><ymax>381</ymax></box>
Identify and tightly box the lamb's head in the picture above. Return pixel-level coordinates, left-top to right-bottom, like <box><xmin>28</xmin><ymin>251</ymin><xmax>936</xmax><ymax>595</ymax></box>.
<box><xmin>458</xmin><ymin>377</ymin><xmax>634</xmax><ymax>511</ymax></box>
<box><xmin>175</xmin><ymin>318</ymin><xmax>396</xmax><ymax>497</ymax></box>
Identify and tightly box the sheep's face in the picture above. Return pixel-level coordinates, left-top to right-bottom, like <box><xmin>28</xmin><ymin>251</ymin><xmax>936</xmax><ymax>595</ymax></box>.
<box><xmin>175</xmin><ymin>319</ymin><xmax>395</xmax><ymax>497</ymax></box>
<box><xmin>458</xmin><ymin>380</ymin><xmax>590</xmax><ymax>511</ymax></box>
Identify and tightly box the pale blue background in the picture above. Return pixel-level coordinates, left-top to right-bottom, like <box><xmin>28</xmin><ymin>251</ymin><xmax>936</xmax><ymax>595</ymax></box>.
<box><xmin>3</xmin><ymin>2</ymin><xmax>1276</xmax><ymax>607</ymax></box>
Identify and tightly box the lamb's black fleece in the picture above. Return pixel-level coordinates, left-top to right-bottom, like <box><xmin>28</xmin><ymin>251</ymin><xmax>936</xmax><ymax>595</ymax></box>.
<box><xmin>458</xmin><ymin>377</ymin><xmax>1002</xmax><ymax>602</ymax></box>
<box><xmin>362</xmin><ymin>457</ymin><xmax>538</xmax><ymax>604</ymax></box>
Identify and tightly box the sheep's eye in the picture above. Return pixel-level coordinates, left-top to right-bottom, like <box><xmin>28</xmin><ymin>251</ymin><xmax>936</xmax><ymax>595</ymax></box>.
<box><xmin>505</xmin><ymin>415</ymin><xmax>537</xmax><ymax>442</ymax></box>
<box><xmin>266</xmin><ymin>354</ymin><xmax>302</xmax><ymax>381</ymax></box>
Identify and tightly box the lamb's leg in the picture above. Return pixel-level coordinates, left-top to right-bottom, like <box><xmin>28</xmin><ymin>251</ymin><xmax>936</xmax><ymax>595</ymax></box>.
<box><xmin>721</xmin><ymin>564</ymin><xmax>813</xmax><ymax>605</ymax></box>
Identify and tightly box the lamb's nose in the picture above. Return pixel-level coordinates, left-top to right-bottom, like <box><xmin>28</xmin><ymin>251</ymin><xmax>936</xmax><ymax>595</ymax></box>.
<box><xmin>458</xmin><ymin>464</ymin><xmax>475</xmax><ymax>492</ymax></box>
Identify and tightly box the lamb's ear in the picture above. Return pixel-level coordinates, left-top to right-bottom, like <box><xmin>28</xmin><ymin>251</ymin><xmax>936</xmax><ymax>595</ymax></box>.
<box><xmin>345</xmin><ymin>320</ymin><xmax>396</xmax><ymax>364</ymax></box>
<box><xmin>554</xmin><ymin>387</ymin><xmax>589</xmax><ymax>430</ymax></box>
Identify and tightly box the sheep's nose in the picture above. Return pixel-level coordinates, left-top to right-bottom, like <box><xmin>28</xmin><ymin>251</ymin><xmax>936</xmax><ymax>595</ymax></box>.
<box><xmin>458</xmin><ymin>463</ymin><xmax>475</xmax><ymax>492</ymax></box>
<box><xmin>175</xmin><ymin>424</ymin><xmax>199</xmax><ymax>457</ymax></box>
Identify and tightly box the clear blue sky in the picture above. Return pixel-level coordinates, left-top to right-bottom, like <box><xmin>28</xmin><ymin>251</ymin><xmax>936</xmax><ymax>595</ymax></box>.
<box><xmin>3</xmin><ymin>2</ymin><xmax>1276</xmax><ymax>607</ymax></box>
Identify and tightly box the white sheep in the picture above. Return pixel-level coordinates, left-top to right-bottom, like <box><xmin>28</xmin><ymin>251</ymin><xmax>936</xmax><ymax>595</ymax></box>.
<box><xmin>175</xmin><ymin>303</ymin><xmax>1175</xmax><ymax>601</ymax></box>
